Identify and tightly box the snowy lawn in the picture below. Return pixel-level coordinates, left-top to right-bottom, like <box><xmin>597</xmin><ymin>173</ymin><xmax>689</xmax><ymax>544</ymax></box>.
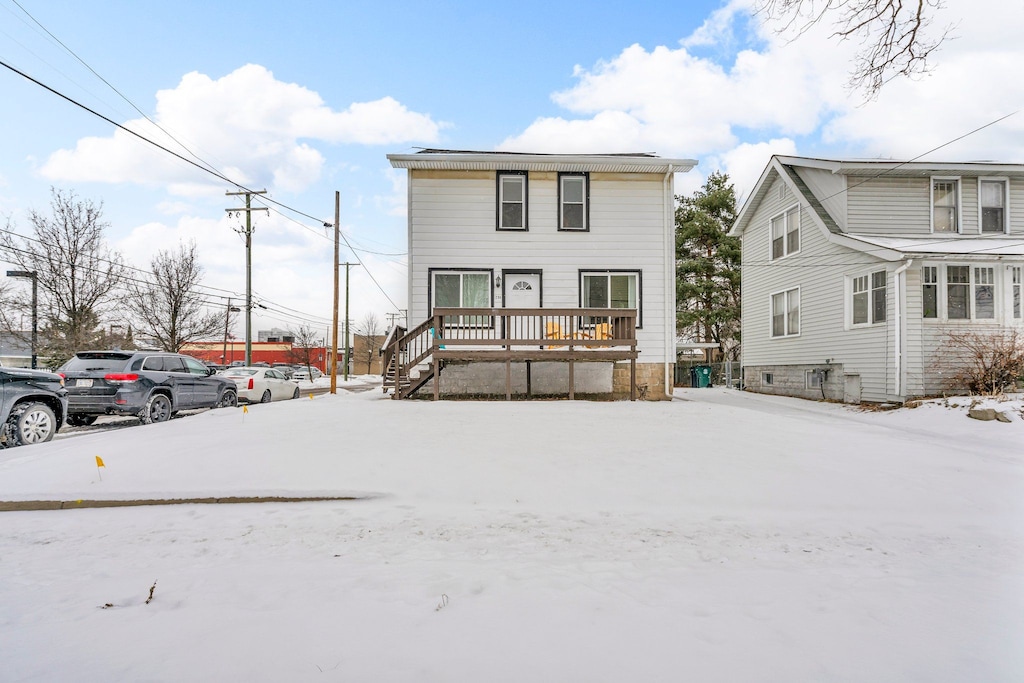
<box><xmin>1</xmin><ymin>388</ymin><xmax>1022</xmax><ymax>681</ymax></box>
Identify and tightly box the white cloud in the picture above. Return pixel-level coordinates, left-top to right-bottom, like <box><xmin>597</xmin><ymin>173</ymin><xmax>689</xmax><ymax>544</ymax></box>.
<box><xmin>40</xmin><ymin>64</ymin><xmax>444</xmax><ymax>196</ymax></box>
<box><xmin>500</xmin><ymin>0</ymin><xmax>1024</xmax><ymax>182</ymax></box>
<box><xmin>375</xmin><ymin>168</ymin><xmax>408</xmax><ymax>218</ymax></box>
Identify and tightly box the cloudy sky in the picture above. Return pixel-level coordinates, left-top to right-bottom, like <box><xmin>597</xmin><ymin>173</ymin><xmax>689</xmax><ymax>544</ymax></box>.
<box><xmin>1</xmin><ymin>0</ymin><xmax>1022</xmax><ymax>341</ymax></box>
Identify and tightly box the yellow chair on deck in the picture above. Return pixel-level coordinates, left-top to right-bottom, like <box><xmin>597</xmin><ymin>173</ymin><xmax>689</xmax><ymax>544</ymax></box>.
<box><xmin>587</xmin><ymin>323</ymin><xmax>611</xmax><ymax>348</ymax></box>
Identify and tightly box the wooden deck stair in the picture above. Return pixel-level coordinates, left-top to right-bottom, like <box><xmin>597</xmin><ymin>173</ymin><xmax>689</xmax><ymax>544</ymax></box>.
<box><xmin>381</xmin><ymin>307</ymin><xmax>638</xmax><ymax>400</ymax></box>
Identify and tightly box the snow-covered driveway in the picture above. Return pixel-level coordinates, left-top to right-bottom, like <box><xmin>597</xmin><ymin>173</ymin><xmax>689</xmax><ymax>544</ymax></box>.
<box><xmin>1</xmin><ymin>388</ymin><xmax>1021</xmax><ymax>681</ymax></box>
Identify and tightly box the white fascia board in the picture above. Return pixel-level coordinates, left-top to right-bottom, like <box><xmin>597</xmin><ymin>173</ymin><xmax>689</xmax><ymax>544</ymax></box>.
<box><xmin>387</xmin><ymin>152</ymin><xmax>696</xmax><ymax>174</ymax></box>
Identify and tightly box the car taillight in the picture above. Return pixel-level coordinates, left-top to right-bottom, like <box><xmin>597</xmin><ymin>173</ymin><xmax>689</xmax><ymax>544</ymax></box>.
<box><xmin>248</xmin><ymin>378</ymin><xmax>254</xmax><ymax>390</ymax></box>
<box><xmin>104</xmin><ymin>373</ymin><xmax>139</xmax><ymax>383</ymax></box>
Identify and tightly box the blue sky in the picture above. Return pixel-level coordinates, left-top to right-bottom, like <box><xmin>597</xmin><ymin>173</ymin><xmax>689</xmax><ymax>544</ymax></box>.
<box><xmin>1</xmin><ymin>0</ymin><xmax>1022</xmax><ymax>340</ymax></box>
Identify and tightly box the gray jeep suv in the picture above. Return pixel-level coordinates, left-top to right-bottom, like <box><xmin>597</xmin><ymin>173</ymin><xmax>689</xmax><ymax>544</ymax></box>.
<box><xmin>0</xmin><ymin>365</ymin><xmax>68</xmax><ymax>447</ymax></box>
<box><xmin>59</xmin><ymin>351</ymin><xmax>238</xmax><ymax>425</ymax></box>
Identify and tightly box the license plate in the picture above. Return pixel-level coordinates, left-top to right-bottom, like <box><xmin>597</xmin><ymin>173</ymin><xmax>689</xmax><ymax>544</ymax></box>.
<box><xmin>75</xmin><ymin>378</ymin><xmax>93</xmax><ymax>388</ymax></box>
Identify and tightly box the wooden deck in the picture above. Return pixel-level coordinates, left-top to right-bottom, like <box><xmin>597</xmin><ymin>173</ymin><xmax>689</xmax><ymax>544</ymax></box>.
<box><xmin>382</xmin><ymin>308</ymin><xmax>639</xmax><ymax>400</ymax></box>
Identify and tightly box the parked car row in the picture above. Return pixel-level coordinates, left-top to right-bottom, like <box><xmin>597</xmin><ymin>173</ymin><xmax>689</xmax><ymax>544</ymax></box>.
<box><xmin>1</xmin><ymin>352</ymin><xmax>330</xmax><ymax>449</ymax></box>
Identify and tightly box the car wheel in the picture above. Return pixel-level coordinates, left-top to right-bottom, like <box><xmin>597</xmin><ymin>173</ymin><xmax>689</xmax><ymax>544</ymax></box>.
<box><xmin>139</xmin><ymin>393</ymin><xmax>172</xmax><ymax>424</ymax></box>
<box><xmin>292</xmin><ymin>387</ymin><xmax>299</xmax><ymax>399</ymax></box>
<box><xmin>67</xmin><ymin>414</ymin><xmax>98</xmax><ymax>427</ymax></box>
<box><xmin>217</xmin><ymin>389</ymin><xmax>238</xmax><ymax>408</ymax></box>
<box><xmin>7</xmin><ymin>402</ymin><xmax>57</xmax><ymax>446</ymax></box>
<box><xmin>260</xmin><ymin>389</ymin><xmax>272</xmax><ymax>404</ymax></box>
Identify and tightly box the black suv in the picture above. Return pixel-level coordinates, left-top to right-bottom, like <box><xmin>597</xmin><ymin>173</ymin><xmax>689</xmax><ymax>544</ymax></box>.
<box><xmin>59</xmin><ymin>351</ymin><xmax>238</xmax><ymax>425</ymax></box>
<box><xmin>0</xmin><ymin>365</ymin><xmax>68</xmax><ymax>447</ymax></box>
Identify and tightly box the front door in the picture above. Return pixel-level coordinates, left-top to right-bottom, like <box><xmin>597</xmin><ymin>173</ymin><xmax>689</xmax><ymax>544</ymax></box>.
<box><xmin>503</xmin><ymin>272</ymin><xmax>541</xmax><ymax>308</ymax></box>
<box><xmin>502</xmin><ymin>271</ymin><xmax>542</xmax><ymax>342</ymax></box>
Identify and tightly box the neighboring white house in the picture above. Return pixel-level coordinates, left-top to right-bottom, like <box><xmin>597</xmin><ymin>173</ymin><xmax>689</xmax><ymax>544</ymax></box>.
<box><xmin>730</xmin><ymin>155</ymin><xmax>1024</xmax><ymax>403</ymax></box>
<box><xmin>386</xmin><ymin>149</ymin><xmax>696</xmax><ymax>399</ymax></box>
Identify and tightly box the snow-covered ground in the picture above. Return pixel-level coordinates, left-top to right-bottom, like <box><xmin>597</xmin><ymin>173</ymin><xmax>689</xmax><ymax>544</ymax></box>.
<box><xmin>1</xmin><ymin>388</ymin><xmax>1022</xmax><ymax>681</ymax></box>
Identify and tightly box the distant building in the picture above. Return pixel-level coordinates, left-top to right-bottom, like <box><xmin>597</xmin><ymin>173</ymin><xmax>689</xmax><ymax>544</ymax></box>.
<box><xmin>258</xmin><ymin>328</ymin><xmax>295</xmax><ymax>343</ymax></box>
<box><xmin>0</xmin><ymin>332</ymin><xmax>32</xmax><ymax>368</ymax></box>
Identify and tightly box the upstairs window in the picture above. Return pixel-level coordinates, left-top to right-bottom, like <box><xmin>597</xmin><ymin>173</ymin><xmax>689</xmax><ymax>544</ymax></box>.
<box><xmin>932</xmin><ymin>179</ymin><xmax>959</xmax><ymax>233</ymax></box>
<box><xmin>770</xmin><ymin>205</ymin><xmax>800</xmax><ymax>260</ymax></box>
<box><xmin>559</xmin><ymin>173</ymin><xmax>589</xmax><ymax>231</ymax></box>
<box><xmin>497</xmin><ymin>172</ymin><xmax>527</xmax><ymax>231</ymax></box>
<box><xmin>979</xmin><ymin>179</ymin><xmax>1008</xmax><ymax>233</ymax></box>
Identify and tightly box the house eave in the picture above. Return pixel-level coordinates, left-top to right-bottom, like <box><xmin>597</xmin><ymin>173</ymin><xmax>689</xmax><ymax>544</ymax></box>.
<box><xmin>387</xmin><ymin>151</ymin><xmax>696</xmax><ymax>174</ymax></box>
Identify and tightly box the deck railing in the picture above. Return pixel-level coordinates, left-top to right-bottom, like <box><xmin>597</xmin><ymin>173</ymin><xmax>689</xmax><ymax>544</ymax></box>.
<box><xmin>383</xmin><ymin>308</ymin><xmax>639</xmax><ymax>400</ymax></box>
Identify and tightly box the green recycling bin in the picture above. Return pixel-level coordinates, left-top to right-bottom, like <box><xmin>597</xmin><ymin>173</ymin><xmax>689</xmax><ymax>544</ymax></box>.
<box><xmin>693</xmin><ymin>365</ymin><xmax>713</xmax><ymax>388</ymax></box>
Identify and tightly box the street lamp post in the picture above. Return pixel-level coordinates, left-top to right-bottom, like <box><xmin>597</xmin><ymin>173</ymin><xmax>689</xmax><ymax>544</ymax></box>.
<box><xmin>6</xmin><ymin>270</ymin><xmax>37</xmax><ymax>369</ymax></box>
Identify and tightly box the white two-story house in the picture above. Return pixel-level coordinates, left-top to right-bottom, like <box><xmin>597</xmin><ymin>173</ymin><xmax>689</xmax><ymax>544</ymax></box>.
<box><xmin>731</xmin><ymin>155</ymin><xmax>1024</xmax><ymax>403</ymax></box>
<box><xmin>384</xmin><ymin>149</ymin><xmax>696</xmax><ymax>400</ymax></box>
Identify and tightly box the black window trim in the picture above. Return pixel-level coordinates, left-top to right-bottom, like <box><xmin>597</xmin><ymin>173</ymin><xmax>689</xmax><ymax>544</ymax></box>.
<box><xmin>577</xmin><ymin>268</ymin><xmax>642</xmax><ymax>329</ymax></box>
<box><xmin>427</xmin><ymin>267</ymin><xmax>495</xmax><ymax>330</ymax></box>
<box><xmin>496</xmin><ymin>171</ymin><xmax>529</xmax><ymax>231</ymax></box>
<box><xmin>558</xmin><ymin>172</ymin><xmax>590</xmax><ymax>232</ymax></box>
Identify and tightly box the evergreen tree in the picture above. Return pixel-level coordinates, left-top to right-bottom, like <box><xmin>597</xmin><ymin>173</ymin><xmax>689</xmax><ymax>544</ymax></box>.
<box><xmin>675</xmin><ymin>172</ymin><xmax>741</xmax><ymax>360</ymax></box>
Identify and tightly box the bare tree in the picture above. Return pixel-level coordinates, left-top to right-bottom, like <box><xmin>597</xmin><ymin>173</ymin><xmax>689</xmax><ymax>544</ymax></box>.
<box><xmin>934</xmin><ymin>329</ymin><xmax>1024</xmax><ymax>395</ymax></box>
<box><xmin>0</xmin><ymin>188</ymin><xmax>125</xmax><ymax>367</ymax></box>
<box><xmin>287</xmin><ymin>325</ymin><xmax>322</xmax><ymax>375</ymax></box>
<box><xmin>354</xmin><ymin>313</ymin><xmax>384</xmax><ymax>374</ymax></box>
<box><xmin>757</xmin><ymin>0</ymin><xmax>954</xmax><ymax>97</ymax></box>
<box><xmin>127</xmin><ymin>242</ymin><xmax>224</xmax><ymax>352</ymax></box>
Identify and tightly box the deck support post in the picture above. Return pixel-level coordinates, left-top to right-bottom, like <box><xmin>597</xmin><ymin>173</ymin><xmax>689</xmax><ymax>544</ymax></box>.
<box><xmin>433</xmin><ymin>356</ymin><xmax>439</xmax><ymax>401</ymax></box>
<box><xmin>630</xmin><ymin>358</ymin><xmax>636</xmax><ymax>401</ymax></box>
<box><xmin>568</xmin><ymin>359</ymin><xmax>575</xmax><ymax>400</ymax></box>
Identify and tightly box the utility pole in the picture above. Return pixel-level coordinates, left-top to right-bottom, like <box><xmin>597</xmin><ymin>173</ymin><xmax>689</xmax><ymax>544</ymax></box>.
<box><xmin>225</xmin><ymin>189</ymin><xmax>268</xmax><ymax>367</ymax></box>
<box><xmin>340</xmin><ymin>262</ymin><xmax>359</xmax><ymax>381</ymax></box>
<box><xmin>330</xmin><ymin>192</ymin><xmax>340</xmax><ymax>395</ymax></box>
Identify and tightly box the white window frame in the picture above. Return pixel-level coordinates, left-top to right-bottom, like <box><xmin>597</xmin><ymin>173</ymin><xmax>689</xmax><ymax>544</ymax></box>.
<box><xmin>558</xmin><ymin>173</ymin><xmax>589</xmax><ymax>231</ymax></box>
<box><xmin>1010</xmin><ymin>266</ymin><xmax>1022</xmax><ymax>320</ymax></box>
<box><xmin>497</xmin><ymin>172</ymin><xmax>527</xmax><ymax>231</ymax></box>
<box><xmin>805</xmin><ymin>370</ymin><xmax>822</xmax><ymax>389</ymax></box>
<box><xmin>762</xmin><ymin>372</ymin><xmax>774</xmax><ymax>385</ymax></box>
<box><xmin>579</xmin><ymin>270</ymin><xmax>641</xmax><ymax>328</ymax></box>
<box><xmin>429</xmin><ymin>269</ymin><xmax>493</xmax><ymax>328</ymax></box>
<box><xmin>931</xmin><ymin>177</ymin><xmax>961</xmax><ymax>234</ymax></box>
<box><xmin>925</xmin><ymin>263</ymin><xmax>1006</xmax><ymax>322</ymax></box>
<box><xmin>848</xmin><ymin>269</ymin><xmax>887</xmax><ymax>328</ymax></box>
<box><xmin>769</xmin><ymin>286</ymin><xmax>800</xmax><ymax>338</ymax></box>
<box><xmin>769</xmin><ymin>203</ymin><xmax>801</xmax><ymax>261</ymax></box>
<box><xmin>922</xmin><ymin>265</ymin><xmax>939</xmax><ymax>319</ymax></box>
<box><xmin>978</xmin><ymin>177</ymin><xmax>1009</xmax><ymax>235</ymax></box>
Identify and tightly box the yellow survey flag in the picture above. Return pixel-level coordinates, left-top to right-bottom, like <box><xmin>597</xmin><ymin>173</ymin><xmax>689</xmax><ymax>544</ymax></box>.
<box><xmin>242</xmin><ymin>405</ymin><xmax>248</xmax><ymax>414</ymax></box>
<box><xmin>309</xmin><ymin>394</ymin><xmax>314</xmax><ymax>400</ymax></box>
<box><xmin>95</xmin><ymin>456</ymin><xmax>105</xmax><ymax>468</ymax></box>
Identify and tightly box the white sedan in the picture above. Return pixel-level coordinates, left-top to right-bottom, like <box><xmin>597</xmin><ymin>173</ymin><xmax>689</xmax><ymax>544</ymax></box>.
<box><xmin>218</xmin><ymin>367</ymin><xmax>300</xmax><ymax>403</ymax></box>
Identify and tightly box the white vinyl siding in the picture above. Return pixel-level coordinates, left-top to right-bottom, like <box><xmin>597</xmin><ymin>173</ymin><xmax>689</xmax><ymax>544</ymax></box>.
<box><xmin>407</xmin><ymin>170</ymin><xmax>672</xmax><ymax>362</ymax></box>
